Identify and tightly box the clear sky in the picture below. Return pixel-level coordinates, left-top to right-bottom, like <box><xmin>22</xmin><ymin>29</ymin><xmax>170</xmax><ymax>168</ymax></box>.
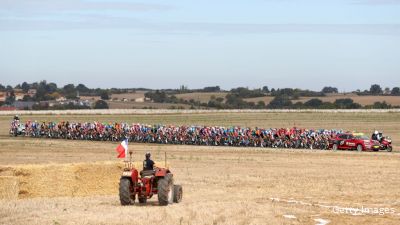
<box><xmin>1</xmin><ymin>0</ymin><xmax>399</xmax><ymax>91</ymax></box>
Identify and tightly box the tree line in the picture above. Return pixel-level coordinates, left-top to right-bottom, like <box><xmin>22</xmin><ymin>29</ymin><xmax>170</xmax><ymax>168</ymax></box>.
<box><xmin>0</xmin><ymin>81</ymin><xmax>111</xmax><ymax>109</ymax></box>
<box><xmin>144</xmin><ymin>84</ymin><xmax>399</xmax><ymax>109</ymax></box>
<box><xmin>1</xmin><ymin>81</ymin><xmax>400</xmax><ymax>110</ymax></box>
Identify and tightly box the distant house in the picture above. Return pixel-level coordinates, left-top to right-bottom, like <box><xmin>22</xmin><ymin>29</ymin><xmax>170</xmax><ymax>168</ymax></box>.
<box><xmin>56</xmin><ymin>99</ymin><xmax>92</xmax><ymax>107</ymax></box>
<box><xmin>56</xmin><ymin>96</ymin><xmax>66</xmax><ymax>102</ymax></box>
<box><xmin>0</xmin><ymin>92</ymin><xmax>5</xmax><ymax>102</ymax></box>
<box><xmin>80</xmin><ymin>96</ymin><xmax>101</xmax><ymax>101</ymax></box>
<box><xmin>27</xmin><ymin>89</ymin><xmax>37</xmax><ymax>97</ymax></box>
<box><xmin>38</xmin><ymin>100</ymin><xmax>58</xmax><ymax>107</ymax></box>
<box><xmin>14</xmin><ymin>92</ymin><xmax>25</xmax><ymax>101</ymax></box>
<box><xmin>0</xmin><ymin>91</ymin><xmax>24</xmax><ymax>101</ymax></box>
<box><xmin>135</xmin><ymin>97</ymin><xmax>145</xmax><ymax>102</ymax></box>
<box><xmin>80</xmin><ymin>100</ymin><xmax>92</xmax><ymax>107</ymax></box>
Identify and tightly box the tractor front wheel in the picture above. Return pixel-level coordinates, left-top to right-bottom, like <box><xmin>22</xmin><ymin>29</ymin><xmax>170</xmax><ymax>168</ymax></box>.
<box><xmin>158</xmin><ymin>174</ymin><xmax>174</xmax><ymax>206</ymax></box>
<box><xmin>119</xmin><ymin>178</ymin><xmax>134</xmax><ymax>205</ymax></box>
<box><xmin>173</xmin><ymin>185</ymin><xmax>182</xmax><ymax>203</ymax></box>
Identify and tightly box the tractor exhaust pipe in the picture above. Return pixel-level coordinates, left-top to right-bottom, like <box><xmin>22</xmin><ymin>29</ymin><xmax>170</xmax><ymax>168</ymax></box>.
<box><xmin>165</xmin><ymin>151</ymin><xmax>167</xmax><ymax>168</ymax></box>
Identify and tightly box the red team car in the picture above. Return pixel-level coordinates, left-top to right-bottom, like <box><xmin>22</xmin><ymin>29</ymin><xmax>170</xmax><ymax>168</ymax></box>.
<box><xmin>330</xmin><ymin>133</ymin><xmax>372</xmax><ymax>151</ymax></box>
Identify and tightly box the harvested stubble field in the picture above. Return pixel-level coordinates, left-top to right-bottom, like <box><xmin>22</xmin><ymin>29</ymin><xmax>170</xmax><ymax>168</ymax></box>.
<box><xmin>172</xmin><ymin>92</ymin><xmax>400</xmax><ymax>106</ymax></box>
<box><xmin>244</xmin><ymin>94</ymin><xmax>400</xmax><ymax>107</ymax></box>
<box><xmin>0</xmin><ymin>112</ymin><xmax>399</xmax><ymax>225</ymax></box>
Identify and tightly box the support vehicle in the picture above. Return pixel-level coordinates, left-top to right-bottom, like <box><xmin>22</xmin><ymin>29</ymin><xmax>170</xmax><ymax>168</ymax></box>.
<box><xmin>330</xmin><ymin>133</ymin><xmax>372</xmax><ymax>151</ymax></box>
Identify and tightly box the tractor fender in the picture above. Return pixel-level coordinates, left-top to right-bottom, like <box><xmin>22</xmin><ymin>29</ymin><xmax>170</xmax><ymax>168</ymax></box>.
<box><xmin>131</xmin><ymin>169</ymin><xmax>139</xmax><ymax>183</ymax></box>
<box><xmin>155</xmin><ymin>169</ymin><xmax>170</xmax><ymax>177</ymax></box>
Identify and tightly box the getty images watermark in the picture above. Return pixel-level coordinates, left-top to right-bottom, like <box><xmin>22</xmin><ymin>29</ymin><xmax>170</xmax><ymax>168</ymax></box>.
<box><xmin>333</xmin><ymin>206</ymin><xmax>396</xmax><ymax>216</ymax></box>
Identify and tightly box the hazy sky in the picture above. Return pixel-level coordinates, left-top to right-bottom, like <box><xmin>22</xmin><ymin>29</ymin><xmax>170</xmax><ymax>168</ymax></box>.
<box><xmin>1</xmin><ymin>0</ymin><xmax>400</xmax><ymax>91</ymax></box>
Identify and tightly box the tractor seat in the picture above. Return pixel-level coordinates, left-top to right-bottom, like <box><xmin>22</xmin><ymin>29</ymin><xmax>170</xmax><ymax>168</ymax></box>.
<box><xmin>140</xmin><ymin>170</ymin><xmax>155</xmax><ymax>177</ymax></box>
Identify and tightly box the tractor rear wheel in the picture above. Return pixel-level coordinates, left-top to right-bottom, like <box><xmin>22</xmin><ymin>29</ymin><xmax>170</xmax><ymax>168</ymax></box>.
<box><xmin>158</xmin><ymin>174</ymin><xmax>174</xmax><ymax>206</ymax></box>
<box><xmin>119</xmin><ymin>178</ymin><xmax>134</xmax><ymax>205</ymax></box>
<box><xmin>173</xmin><ymin>185</ymin><xmax>182</xmax><ymax>203</ymax></box>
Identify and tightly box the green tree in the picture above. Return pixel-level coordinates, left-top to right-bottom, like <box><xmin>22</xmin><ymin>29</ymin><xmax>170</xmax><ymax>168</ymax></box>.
<box><xmin>391</xmin><ymin>87</ymin><xmax>400</xmax><ymax>96</ymax></box>
<box><xmin>215</xmin><ymin>97</ymin><xmax>224</xmax><ymax>103</ymax></box>
<box><xmin>94</xmin><ymin>100</ymin><xmax>109</xmax><ymax>109</ymax></box>
<box><xmin>262</xmin><ymin>86</ymin><xmax>269</xmax><ymax>93</ymax></box>
<box><xmin>207</xmin><ymin>99</ymin><xmax>224</xmax><ymax>109</ymax></box>
<box><xmin>321</xmin><ymin>86</ymin><xmax>338</xmax><ymax>93</ymax></box>
<box><xmin>46</xmin><ymin>82</ymin><xmax>58</xmax><ymax>93</ymax></box>
<box><xmin>369</xmin><ymin>84</ymin><xmax>382</xmax><ymax>95</ymax></box>
<box><xmin>371</xmin><ymin>101</ymin><xmax>391</xmax><ymax>109</ymax></box>
<box><xmin>320</xmin><ymin>102</ymin><xmax>336</xmax><ymax>109</ymax></box>
<box><xmin>202</xmin><ymin>86</ymin><xmax>220</xmax><ymax>92</ymax></box>
<box><xmin>63</xmin><ymin>84</ymin><xmax>77</xmax><ymax>99</ymax></box>
<box><xmin>334</xmin><ymin>98</ymin><xmax>361</xmax><ymax>109</ymax></box>
<box><xmin>267</xmin><ymin>95</ymin><xmax>292</xmax><ymax>109</ymax></box>
<box><xmin>256</xmin><ymin>100</ymin><xmax>266</xmax><ymax>108</ymax></box>
<box><xmin>21</xmin><ymin>82</ymin><xmax>30</xmax><ymax>93</ymax></box>
<box><xmin>5</xmin><ymin>90</ymin><xmax>16</xmax><ymax>105</ymax></box>
<box><xmin>230</xmin><ymin>87</ymin><xmax>264</xmax><ymax>98</ymax></box>
<box><xmin>145</xmin><ymin>90</ymin><xmax>168</xmax><ymax>103</ymax></box>
<box><xmin>270</xmin><ymin>88</ymin><xmax>276</xmax><ymax>94</ymax></box>
<box><xmin>76</xmin><ymin>84</ymin><xmax>90</xmax><ymax>94</ymax></box>
<box><xmin>100</xmin><ymin>90</ymin><xmax>110</xmax><ymax>100</ymax></box>
<box><xmin>225</xmin><ymin>93</ymin><xmax>251</xmax><ymax>108</ymax></box>
<box><xmin>304</xmin><ymin>98</ymin><xmax>323</xmax><ymax>108</ymax></box>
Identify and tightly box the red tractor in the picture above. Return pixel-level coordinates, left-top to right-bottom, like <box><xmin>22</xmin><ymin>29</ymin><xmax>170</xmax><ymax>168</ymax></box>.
<box><xmin>118</xmin><ymin>153</ymin><xmax>182</xmax><ymax>206</ymax></box>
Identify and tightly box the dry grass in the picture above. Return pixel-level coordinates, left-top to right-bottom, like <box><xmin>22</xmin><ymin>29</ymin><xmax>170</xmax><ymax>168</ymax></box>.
<box><xmin>110</xmin><ymin>91</ymin><xmax>146</xmax><ymax>101</ymax></box>
<box><xmin>0</xmin><ymin>140</ymin><xmax>399</xmax><ymax>225</ymax></box>
<box><xmin>295</xmin><ymin>94</ymin><xmax>400</xmax><ymax>106</ymax></box>
<box><xmin>0</xmin><ymin>176</ymin><xmax>18</xmax><ymax>200</ymax></box>
<box><xmin>106</xmin><ymin>101</ymin><xmax>191</xmax><ymax>109</ymax></box>
<box><xmin>0</xmin><ymin>112</ymin><xmax>399</xmax><ymax>224</ymax></box>
<box><xmin>79</xmin><ymin>96</ymin><xmax>101</xmax><ymax>101</ymax></box>
<box><xmin>244</xmin><ymin>96</ymin><xmax>275</xmax><ymax>104</ymax></box>
<box><xmin>175</xmin><ymin>92</ymin><xmax>227</xmax><ymax>103</ymax></box>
